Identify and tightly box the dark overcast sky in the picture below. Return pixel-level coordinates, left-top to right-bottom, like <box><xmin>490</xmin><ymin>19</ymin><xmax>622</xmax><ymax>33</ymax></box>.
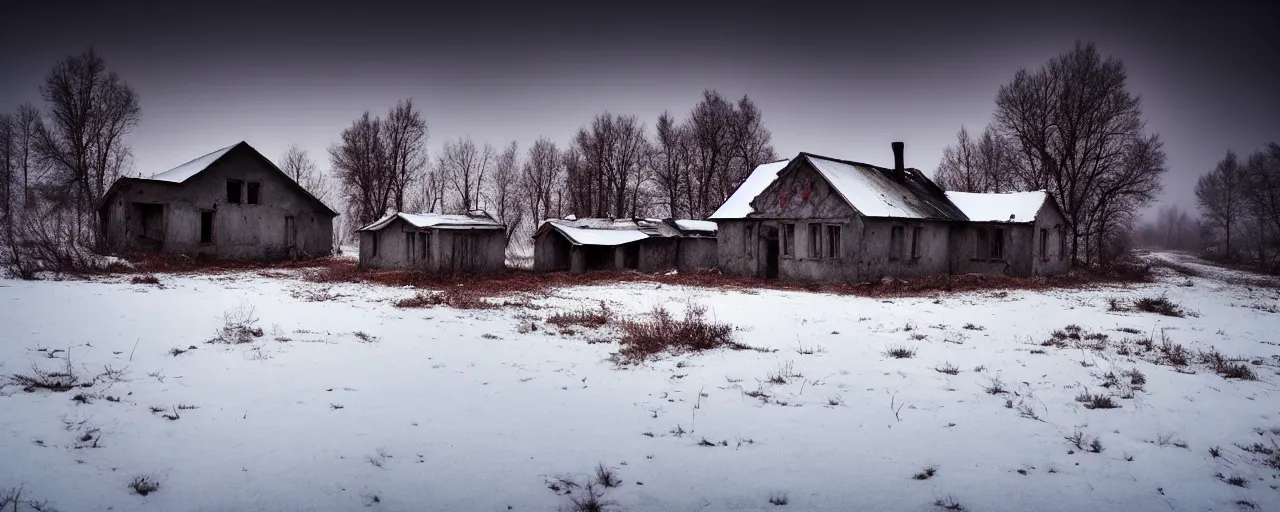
<box><xmin>2</xmin><ymin>0</ymin><xmax>1276</xmax><ymax>218</ymax></box>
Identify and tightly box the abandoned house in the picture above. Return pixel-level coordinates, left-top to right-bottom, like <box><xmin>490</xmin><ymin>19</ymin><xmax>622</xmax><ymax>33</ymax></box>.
<box><xmin>357</xmin><ymin>211</ymin><xmax>507</xmax><ymax>273</ymax></box>
<box><xmin>709</xmin><ymin>142</ymin><xmax>1071</xmax><ymax>282</ymax></box>
<box><xmin>97</xmin><ymin>141</ymin><xmax>338</xmax><ymax>259</ymax></box>
<box><xmin>532</xmin><ymin>217</ymin><xmax>718</xmax><ymax>274</ymax></box>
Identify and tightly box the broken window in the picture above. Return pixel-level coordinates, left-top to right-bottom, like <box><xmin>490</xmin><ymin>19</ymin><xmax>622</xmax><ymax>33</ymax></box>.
<box><xmin>825</xmin><ymin>225</ymin><xmax>841</xmax><ymax>258</ymax></box>
<box><xmin>200</xmin><ymin>211</ymin><xmax>214</xmax><ymax>244</ymax></box>
<box><xmin>246</xmin><ymin>182</ymin><xmax>261</xmax><ymax>204</ymax></box>
<box><xmin>911</xmin><ymin>226</ymin><xmax>923</xmax><ymax>259</ymax></box>
<box><xmin>890</xmin><ymin>226</ymin><xmax>905</xmax><ymax>261</ymax></box>
<box><xmin>975</xmin><ymin>228</ymin><xmax>989</xmax><ymax>259</ymax></box>
<box><xmin>807</xmin><ymin>223</ymin><xmax>822</xmax><ymax>258</ymax></box>
<box><xmin>226</xmin><ymin>180</ymin><xmax>243</xmax><ymax>203</ymax></box>
<box><xmin>992</xmin><ymin>228</ymin><xmax>1005</xmax><ymax>260</ymax></box>
<box><xmin>781</xmin><ymin>223</ymin><xmax>795</xmax><ymax>257</ymax></box>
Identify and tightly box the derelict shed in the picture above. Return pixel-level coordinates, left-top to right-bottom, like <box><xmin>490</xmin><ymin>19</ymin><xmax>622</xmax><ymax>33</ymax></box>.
<box><xmin>945</xmin><ymin>191</ymin><xmax>1071</xmax><ymax>277</ymax></box>
<box><xmin>357</xmin><ymin>211</ymin><xmax>507</xmax><ymax>274</ymax></box>
<box><xmin>96</xmin><ymin>141</ymin><xmax>338</xmax><ymax>260</ymax></box>
<box><xmin>532</xmin><ymin>218</ymin><xmax>718</xmax><ymax>274</ymax></box>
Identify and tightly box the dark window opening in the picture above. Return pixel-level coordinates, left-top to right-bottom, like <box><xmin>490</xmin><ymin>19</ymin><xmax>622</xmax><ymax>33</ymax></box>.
<box><xmin>807</xmin><ymin>224</ymin><xmax>821</xmax><ymax>258</ymax></box>
<box><xmin>975</xmin><ymin>228</ymin><xmax>989</xmax><ymax>259</ymax></box>
<box><xmin>1059</xmin><ymin>231</ymin><xmax>1067</xmax><ymax>261</ymax></box>
<box><xmin>890</xmin><ymin>226</ymin><xmax>905</xmax><ymax>261</ymax></box>
<box><xmin>825</xmin><ymin>225</ymin><xmax>841</xmax><ymax>258</ymax></box>
<box><xmin>991</xmin><ymin>228</ymin><xmax>1005</xmax><ymax>260</ymax></box>
<box><xmin>200</xmin><ymin>211</ymin><xmax>214</xmax><ymax>244</ymax></box>
<box><xmin>406</xmin><ymin>232</ymin><xmax>415</xmax><ymax>260</ymax></box>
<box><xmin>910</xmin><ymin>226</ymin><xmax>923</xmax><ymax>259</ymax></box>
<box><xmin>781</xmin><ymin>223</ymin><xmax>795</xmax><ymax>257</ymax></box>
<box><xmin>371</xmin><ymin>232</ymin><xmax>379</xmax><ymax>257</ymax></box>
<box><xmin>226</xmin><ymin>180</ymin><xmax>243</xmax><ymax>203</ymax></box>
<box><xmin>420</xmin><ymin>232</ymin><xmax>428</xmax><ymax>260</ymax></box>
<box><xmin>246</xmin><ymin>182</ymin><xmax>260</xmax><ymax>204</ymax></box>
<box><xmin>1040</xmin><ymin>229</ymin><xmax>1049</xmax><ymax>261</ymax></box>
<box><xmin>744</xmin><ymin>225</ymin><xmax>754</xmax><ymax>255</ymax></box>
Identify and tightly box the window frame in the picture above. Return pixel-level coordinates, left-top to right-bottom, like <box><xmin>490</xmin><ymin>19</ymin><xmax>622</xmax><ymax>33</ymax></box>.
<box><xmin>824</xmin><ymin>224</ymin><xmax>841</xmax><ymax>258</ymax></box>
<box><xmin>371</xmin><ymin>231</ymin><xmax>379</xmax><ymax>257</ymax></box>
<box><xmin>246</xmin><ymin>182</ymin><xmax>261</xmax><ymax>205</ymax></box>
<box><xmin>406</xmin><ymin>232</ymin><xmax>416</xmax><ymax>261</ymax></box>
<box><xmin>889</xmin><ymin>225</ymin><xmax>905</xmax><ymax>261</ymax></box>
<box><xmin>226</xmin><ymin>180</ymin><xmax>244</xmax><ymax>204</ymax></box>
<box><xmin>781</xmin><ymin>223</ymin><xmax>795</xmax><ymax>258</ymax></box>
<box><xmin>974</xmin><ymin>228</ymin><xmax>989</xmax><ymax>259</ymax></box>
<box><xmin>807</xmin><ymin>223</ymin><xmax>822</xmax><ymax>259</ymax></box>
<box><xmin>910</xmin><ymin>226</ymin><xmax>923</xmax><ymax>260</ymax></box>
<box><xmin>744</xmin><ymin>224</ymin><xmax>754</xmax><ymax>256</ymax></box>
<box><xmin>1040</xmin><ymin>229</ymin><xmax>1049</xmax><ymax>261</ymax></box>
<box><xmin>991</xmin><ymin>228</ymin><xmax>1005</xmax><ymax>260</ymax></box>
<box><xmin>1059</xmin><ymin>230</ymin><xmax>1067</xmax><ymax>261</ymax></box>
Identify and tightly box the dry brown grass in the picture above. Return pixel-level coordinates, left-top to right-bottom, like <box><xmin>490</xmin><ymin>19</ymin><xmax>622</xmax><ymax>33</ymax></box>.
<box><xmin>116</xmin><ymin>254</ymin><xmax>1137</xmax><ymax>302</ymax></box>
<box><xmin>615</xmin><ymin>303</ymin><xmax>740</xmax><ymax>364</ymax></box>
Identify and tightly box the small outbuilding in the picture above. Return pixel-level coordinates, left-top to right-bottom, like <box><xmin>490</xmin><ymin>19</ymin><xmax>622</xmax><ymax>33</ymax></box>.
<box><xmin>945</xmin><ymin>191</ymin><xmax>1071</xmax><ymax>277</ymax></box>
<box><xmin>532</xmin><ymin>218</ymin><xmax>718</xmax><ymax>274</ymax></box>
<box><xmin>97</xmin><ymin>141</ymin><xmax>338</xmax><ymax>260</ymax></box>
<box><xmin>356</xmin><ymin>211</ymin><xmax>506</xmax><ymax>274</ymax></box>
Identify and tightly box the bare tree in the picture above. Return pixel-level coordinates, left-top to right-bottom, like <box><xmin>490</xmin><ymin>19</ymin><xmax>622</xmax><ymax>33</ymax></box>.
<box><xmin>1241</xmin><ymin>143</ymin><xmax>1280</xmax><ymax>269</ymax></box>
<box><xmin>935</xmin><ymin>126</ymin><xmax>1011</xmax><ymax>193</ymax></box>
<box><xmin>687</xmin><ymin>90</ymin><xmax>734</xmax><ymax>217</ymax></box>
<box><xmin>438</xmin><ymin>137</ymin><xmax>493</xmax><ymax>213</ymax></box>
<box><xmin>0</xmin><ymin>114</ymin><xmax>13</xmax><ymax>233</ymax></box>
<box><xmin>652</xmin><ymin>111</ymin><xmax>689</xmax><ymax>218</ymax></box>
<box><xmin>278</xmin><ymin>143</ymin><xmax>329</xmax><ymax>201</ymax></box>
<box><xmin>522</xmin><ymin>137</ymin><xmax>561</xmax><ymax>226</ymax></box>
<box><xmin>992</xmin><ymin>41</ymin><xmax>1166</xmax><ymax>264</ymax></box>
<box><xmin>409</xmin><ymin>161</ymin><xmax>448</xmax><ymax>214</ymax></box>
<box><xmin>1195</xmin><ymin>150</ymin><xmax>1245</xmax><ymax>259</ymax></box>
<box><xmin>485</xmin><ymin>141</ymin><xmax>523</xmax><ymax>240</ymax></box>
<box><xmin>35</xmin><ymin>49</ymin><xmax>141</xmax><ymax>240</ymax></box>
<box><xmin>329</xmin><ymin>112</ymin><xmax>389</xmax><ymax>227</ymax></box>
<box><xmin>13</xmin><ymin>104</ymin><xmax>46</xmax><ymax>214</ymax></box>
<box><xmin>382</xmin><ymin>99</ymin><xmax>428</xmax><ymax>211</ymax></box>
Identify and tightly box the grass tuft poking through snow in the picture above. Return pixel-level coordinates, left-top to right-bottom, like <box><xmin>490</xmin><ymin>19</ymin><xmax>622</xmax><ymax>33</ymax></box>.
<box><xmin>1133</xmin><ymin>296</ymin><xmax>1185</xmax><ymax>317</ymax></box>
<box><xmin>884</xmin><ymin>344</ymin><xmax>916</xmax><ymax>359</ymax></box>
<box><xmin>614</xmin><ymin>303</ymin><xmax>737</xmax><ymax>364</ymax></box>
<box><xmin>547</xmin><ymin>302</ymin><xmax>613</xmax><ymax>329</ymax></box>
<box><xmin>767</xmin><ymin>492</ymin><xmax>789</xmax><ymax>506</ymax></box>
<box><xmin>128</xmin><ymin>475</ymin><xmax>160</xmax><ymax>496</ymax></box>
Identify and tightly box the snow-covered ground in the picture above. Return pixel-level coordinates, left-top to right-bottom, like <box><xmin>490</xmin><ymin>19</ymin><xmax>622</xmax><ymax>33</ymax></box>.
<box><xmin>1</xmin><ymin>253</ymin><xmax>1278</xmax><ymax>511</ymax></box>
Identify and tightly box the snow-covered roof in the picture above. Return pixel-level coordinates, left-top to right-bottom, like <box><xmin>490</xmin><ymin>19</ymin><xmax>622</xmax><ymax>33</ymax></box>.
<box><xmin>536</xmin><ymin>217</ymin><xmax>711</xmax><ymax>246</ymax></box>
<box><xmin>358</xmin><ymin>212</ymin><xmax>504</xmax><ymax>231</ymax></box>
<box><xmin>709</xmin><ymin>160</ymin><xmax>790</xmax><ymax>219</ymax></box>
<box><xmin>803</xmin><ymin>155</ymin><xmax>965</xmax><ymax>220</ymax></box>
<box><xmin>673</xmin><ymin>220</ymin><xmax>717</xmax><ymax>233</ymax></box>
<box><xmin>146</xmin><ymin>144</ymin><xmax>238</xmax><ymax>183</ymax></box>
<box><xmin>945</xmin><ymin>191</ymin><xmax>1048</xmax><ymax>223</ymax></box>
<box><xmin>710</xmin><ymin>154</ymin><xmax>966</xmax><ymax>221</ymax></box>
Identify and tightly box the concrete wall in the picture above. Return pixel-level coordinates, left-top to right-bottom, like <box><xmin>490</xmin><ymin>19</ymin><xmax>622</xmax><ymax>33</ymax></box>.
<box><xmin>359</xmin><ymin>218</ymin><xmax>506</xmax><ymax>274</ymax></box>
<box><xmin>100</xmin><ymin>148</ymin><xmax>335</xmax><ymax>259</ymax></box>
<box><xmin>857</xmin><ymin>218</ymin><xmax>953</xmax><ymax>280</ymax></box>
<box><xmin>676</xmin><ymin>238</ymin><xmax>717</xmax><ymax>270</ymax></box>
<box><xmin>637</xmin><ymin>239</ymin><xmax>678</xmax><ymax>273</ymax></box>
<box><xmin>533</xmin><ymin>231</ymin><xmax>573</xmax><ymax>271</ymax></box>
<box><xmin>1031</xmin><ymin>202</ymin><xmax>1071</xmax><ymax>276</ymax></box>
<box><xmin>715</xmin><ymin>220</ymin><xmax>757</xmax><ymax>277</ymax></box>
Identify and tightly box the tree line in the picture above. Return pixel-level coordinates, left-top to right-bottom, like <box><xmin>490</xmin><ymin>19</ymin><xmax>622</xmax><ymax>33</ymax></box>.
<box><xmin>327</xmin><ymin>89</ymin><xmax>777</xmax><ymax>247</ymax></box>
<box><xmin>1193</xmin><ymin>144</ymin><xmax>1280</xmax><ymax>271</ymax></box>
<box><xmin>933</xmin><ymin>42</ymin><xmax>1168</xmax><ymax>265</ymax></box>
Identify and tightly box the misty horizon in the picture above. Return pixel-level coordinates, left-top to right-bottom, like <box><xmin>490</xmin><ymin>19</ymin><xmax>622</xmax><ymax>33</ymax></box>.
<box><xmin>2</xmin><ymin>0</ymin><xmax>1277</xmax><ymax>221</ymax></box>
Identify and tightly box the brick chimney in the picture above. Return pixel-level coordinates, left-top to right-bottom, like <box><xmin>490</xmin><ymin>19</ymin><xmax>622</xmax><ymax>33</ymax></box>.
<box><xmin>892</xmin><ymin>142</ymin><xmax>905</xmax><ymax>181</ymax></box>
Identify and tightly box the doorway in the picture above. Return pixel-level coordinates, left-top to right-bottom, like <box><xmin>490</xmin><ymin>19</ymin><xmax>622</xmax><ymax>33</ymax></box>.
<box><xmin>623</xmin><ymin>244</ymin><xmax>640</xmax><ymax>269</ymax></box>
<box><xmin>763</xmin><ymin>225</ymin><xmax>779</xmax><ymax>279</ymax></box>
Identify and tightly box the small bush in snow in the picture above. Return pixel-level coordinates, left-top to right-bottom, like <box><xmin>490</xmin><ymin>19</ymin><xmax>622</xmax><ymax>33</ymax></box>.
<box><xmin>8</xmin><ymin>352</ymin><xmax>81</xmax><ymax>393</ymax></box>
<box><xmin>961</xmin><ymin>323</ymin><xmax>984</xmax><ymax>331</ymax></box>
<box><xmin>614</xmin><ymin>303</ymin><xmax>736</xmax><ymax>364</ymax></box>
<box><xmin>211</xmin><ymin>303</ymin><xmax>263</xmax><ymax>344</ymax></box>
<box><xmin>765</xmin><ymin>361</ymin><xmax>801</xmax><ymax>385</ymax></box>
<box><xmin>593</xmin><ymin>463</ymin><xmax>620</xmax><ymax>488</ymax></box>
<box><xmin>1066</xmin><ymin>430</ymin><xmax>1103</xmax><ymax>453</ymax></box>
<box><xmin>1134</xmin><ymin>296</ymin><xmax>1184</xmax><ymax>317</ymax></box>
<box><xmin>983</xmin><ymin>376</ymin><xmax>1007</xmax><ymax>395</ymax></box>
<box><xmin>884</xmin><ymin>344</ymin><xmax>916</xmax><ymax>359</ymax></box>
<box><xmin>568</xmin><ymin>483</ymin><xmax>615</xmax><ymax>512</ymax></box>
<box><xmin>130</xmin><ymin>274</ymin><xmax>161</xmax><ymax>285</ymax></box>
<box><xmin>1209</xmin><ymin>446</ymin><xmax>1222</xmax><ymax>458</ymax></box>
<box><xmin>394</xmin><ymin>289</ymin><xmax>491</xmax><ymax>310</ymax></box>
<box><xmin>547</xmin><ymin>302</ymin><xmax>613</xmax><ymax>329</ymax></box>
<box><xmin>1075</xmin><ymin>391</ymin><xmax>1120</xmax><ymax>410</ymax></box>
<box><xmin>0</xmin><ymin>486</ymin><xmax>59</xmax><ymax>512</ymax></box>
<box><xmin>128</xmin><ymin>474</ymin><xmax>161</xmax><ymax>496</ymax></box>
<box><xmin>1216</xmin><ymin>473</ymin><xmax>1248</xmax><ymax>487</ymax></box>
<box><xmin>935</xmin><ymin>362</ymin><xmax>960</xmax><ymax>375</ymax></box>
<box><xmin>913</xmin><ymin>466</ymin><xmax>938</xmax><ymax>480</ymax></box>
<box><xmin>934</xmin><ymin>495</ymin><xmax>965</xmax><ymax>511</ymax></box>
<box><xmin>767</xmin><ymin>492</ymin><xmax>789</xmax><ymax>506</ymax></box>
